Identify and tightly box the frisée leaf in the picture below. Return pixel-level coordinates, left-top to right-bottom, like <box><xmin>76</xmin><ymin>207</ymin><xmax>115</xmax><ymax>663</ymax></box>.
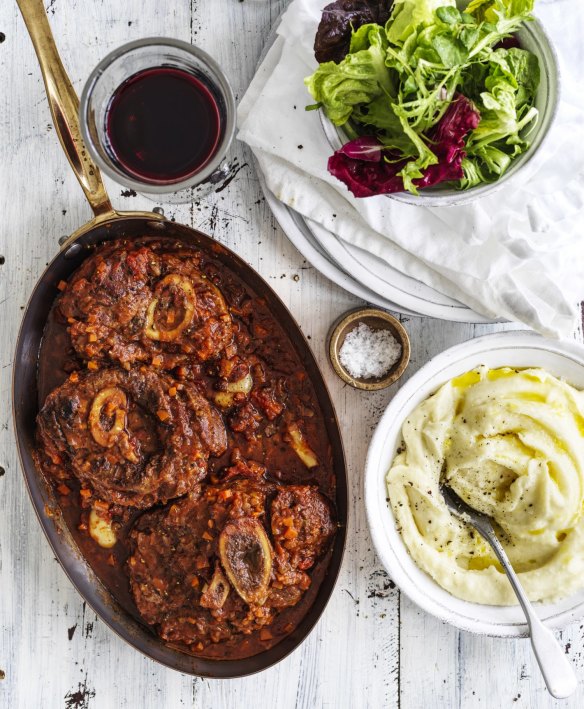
<box><xmin>386</xmin><ymin>0</ymin><xmax>457</xmax><ymax>44</ymax></box>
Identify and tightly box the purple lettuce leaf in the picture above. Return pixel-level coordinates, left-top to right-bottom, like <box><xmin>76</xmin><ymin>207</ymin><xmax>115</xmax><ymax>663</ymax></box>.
<box><xmin>314</xmin><ymin>0</ymin><xmax>393</xmax><ymax>64</ymax></box>
<box><xmin>337</xmin><ymin>135</ymin><xmax>384</xmax><ymax>161</ymax></box>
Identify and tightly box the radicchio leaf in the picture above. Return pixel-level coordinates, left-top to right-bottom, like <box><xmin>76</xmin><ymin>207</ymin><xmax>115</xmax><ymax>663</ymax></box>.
<box><xmin>328</xmin><ymin>148</ymin><xmax>404</xmax><ymax>197</ymax></box>
<box><xmin>338</xmin><ymin>135</ymin><xmax>384</xmax><ymax>162</ymax></box>
<box><xmin>428</xmin><ymin>93</ymin><xmax>481</xmax><ymax>163</ymax></box>
<box><xmin>328</xmin><ymin>94</ymin><xmax>481</xmax><ymax>197</ymax></box>
<box><xmin>314</xmin><ymin>0</ymin><xmax>393</xmax><ymax>64</ymax></box>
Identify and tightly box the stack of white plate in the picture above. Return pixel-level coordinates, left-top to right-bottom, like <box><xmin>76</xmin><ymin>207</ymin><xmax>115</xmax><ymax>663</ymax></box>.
<box><xmin>258</xmin><ymin>170</ymin><xmax>500</xmax><ymax>323</ymax></box>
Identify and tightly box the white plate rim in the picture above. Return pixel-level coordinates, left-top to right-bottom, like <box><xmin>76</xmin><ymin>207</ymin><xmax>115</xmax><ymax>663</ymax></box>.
<box><xmin>306</xmin><ymin>218</ymin><xmax>502</xmax><ymax>322</ymax></box>
<box><xmin>258</xmin><ymin>164</ymin><xmax>501</xmax><ymax>322</ymax></box>
<box><xmin>256</xmin><ymin>167</ymin><xmax>420</xmax><ymax>316</ymax></box>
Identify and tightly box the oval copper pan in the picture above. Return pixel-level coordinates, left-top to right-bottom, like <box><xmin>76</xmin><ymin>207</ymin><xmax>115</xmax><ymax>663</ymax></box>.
<box><xmin>13</xmin><ymin>0</ymin><xmax>348</xmax><ymax>678</ymax></box>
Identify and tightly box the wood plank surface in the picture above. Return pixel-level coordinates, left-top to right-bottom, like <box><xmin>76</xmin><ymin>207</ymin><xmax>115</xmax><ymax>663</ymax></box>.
<box><xmin>0</xmin><ymin>1</ymin><xmax>583</xmax><ymax>708</ymax></box>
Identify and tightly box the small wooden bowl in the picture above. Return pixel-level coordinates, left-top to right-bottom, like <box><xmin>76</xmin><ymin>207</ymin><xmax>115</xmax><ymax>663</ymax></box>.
<box><xmin>328</xmin><ymin>308</ymin><xmax>410</xmax><ymax>391</ymax></box>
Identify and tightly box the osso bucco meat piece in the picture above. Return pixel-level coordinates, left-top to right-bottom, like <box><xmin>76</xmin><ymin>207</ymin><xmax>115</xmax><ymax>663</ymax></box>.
<box><xmin>35</xmin><ymin>367</ymin><xmax>227</xmax><ymax>507</ymax></box>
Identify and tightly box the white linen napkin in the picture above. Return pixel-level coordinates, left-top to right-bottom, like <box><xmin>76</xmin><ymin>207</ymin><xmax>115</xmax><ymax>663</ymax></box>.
<box><xmin>238</xmin><ymin>0</ymin><xmax>584</xmax><ymax>338</ymax></box>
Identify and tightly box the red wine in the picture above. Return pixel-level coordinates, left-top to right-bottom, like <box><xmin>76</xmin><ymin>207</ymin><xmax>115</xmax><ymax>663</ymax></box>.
<box><xmin>105</xmin><ymin>67</ymin><xmax>221</xmax><ymax>183</ymax></box>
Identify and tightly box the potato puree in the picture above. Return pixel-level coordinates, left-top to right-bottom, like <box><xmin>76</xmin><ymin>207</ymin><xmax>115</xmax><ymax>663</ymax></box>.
<box><xmin>386</xmin><ymin>366</ymin><xmax>584</xmax><ymax>605</ymax></box>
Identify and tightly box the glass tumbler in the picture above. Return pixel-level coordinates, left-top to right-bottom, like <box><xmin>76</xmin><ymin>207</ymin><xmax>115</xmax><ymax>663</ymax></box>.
<box><xmin>80</xmin><ymin>37</ymin><xmax>236</xmax><ymax>201</ymax></box>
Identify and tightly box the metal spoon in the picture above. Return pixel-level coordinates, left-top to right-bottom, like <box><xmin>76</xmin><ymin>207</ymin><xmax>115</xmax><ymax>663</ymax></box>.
<box><xmin>440</xmin><ymin>484</ymin><xmax>578</xmax><ymax>699</ymax></box>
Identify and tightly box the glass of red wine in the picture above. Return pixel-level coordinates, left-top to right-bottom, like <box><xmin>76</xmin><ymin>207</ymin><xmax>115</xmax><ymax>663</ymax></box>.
<box><xmin>80</xmin><ymin>38</ymin><xmax>236</xmax><ymax>201</ymax></box>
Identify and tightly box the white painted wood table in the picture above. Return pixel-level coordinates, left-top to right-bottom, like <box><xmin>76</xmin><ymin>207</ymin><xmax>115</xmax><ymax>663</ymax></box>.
<box><xmin>1</xmin><ymin>1</ymin><xmax>583</xmax><ymax>707</ymax></box>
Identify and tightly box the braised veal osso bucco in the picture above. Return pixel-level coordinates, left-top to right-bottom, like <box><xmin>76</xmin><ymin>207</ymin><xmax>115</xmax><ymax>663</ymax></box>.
<box><xmin>34</xmin><ymin>239</ymin><xmax>337</xmax><ymax>660</ymax></box>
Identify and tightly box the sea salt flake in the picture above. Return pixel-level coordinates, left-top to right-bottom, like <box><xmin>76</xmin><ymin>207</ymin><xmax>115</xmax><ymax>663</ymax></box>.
<box><xmin>339</xmin><ymin>322</ymin><xmax>401</xmax><ymax>380</ymax></box>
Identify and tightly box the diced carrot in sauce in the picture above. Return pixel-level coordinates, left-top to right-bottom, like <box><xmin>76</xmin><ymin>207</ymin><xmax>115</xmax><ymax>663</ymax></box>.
<box><xmin>259</xmin><ymin>629</ymin><xmax>273</xmax><ymax>641</ymax></box>
<box><xmin>87</xmin><ymin>361</ymin><xmax>99</xmax><ymax>371</ymax></box>
<box><xmin>152</xmin><ymin>577</ymin><xmax>166</xmax><ymax>591</ymax></box>
<box><xmin>157</xmin><ymin>410</ymin><xmax>170</xmax><ymax>422</ymax></box>
<box><xmin>191</xmin><ymin>577</ymin><xmax>199</xmax><ymax>588</ymax></box>
<box><xmin>284</xmin><ymin>527</ymin><xmax>298</xmax><ymax>540</ymax></box>
<box><xmin>69</xmin><ymin>372</ymin><xmax>79</xmax><ymax>383</ymax></box>
<box><xmin>202</xmin><ymin>531</ymin><xmax>213</xmax><ymax>541</ymax></box>
<box><xmin>79</xmin><ymin>488</ymin><xmax>92</xmax><ymax>499</ymax></box>
<box><xmin>152</xmin><ymin>355</ymin><xmax>163</xmax><ymax>367</ymax></box>
<box><xmin>67</xmin><ymin>317</ymin><xmax>75</xmax><ymax>324</ymax></box>
<box><xmin>57</xmin><ymin>484</ymin><xmax>71</xmax><ymax>496</ymax></box>
<box><xmin>88</xmin><ymin>333</ymin><xmax>98</xmax><ymax>343</ymax></box>
<box><xmin>57</xmin><ymin>280</ymin><xmax>67</xmax><ymax>291</ymax></box>
<box><xmin>168</xmin><ymin>387</ymin><xmax>177</xmax><ymax>397</ymax></box>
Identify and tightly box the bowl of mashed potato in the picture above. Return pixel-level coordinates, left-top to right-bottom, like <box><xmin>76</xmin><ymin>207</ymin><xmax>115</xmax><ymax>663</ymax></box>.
<box><xmin>365</xmin><ymin>331</ymin><xmax>584</xmax><ymax>637</ymax></box>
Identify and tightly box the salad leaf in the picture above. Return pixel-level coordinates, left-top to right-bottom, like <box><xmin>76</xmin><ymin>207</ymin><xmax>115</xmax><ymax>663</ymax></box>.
<box><xmin>470</xmin><ymin>49</ymin><xmax>539</xmax><ymax>139</ymax></box>
<box><xmin>334</xmin><ymin>135</ymin><xmax>386</xmax><ymax>160</ymax></box>
<box><xmin>436</xmin><ymin>6</ymin><xmax>462</xmax><ymax>25</ymax></box>
<box><xmin>329</xmin><ymin>94</ymin><xmax>480</xmax><ymax>197</ymax></box>
<box><xmin>466</xmin><ymin>0</ymin><xmax>535</xmax><ymax>24</ymax></box>
<box><xmin>459</xmin><ymin>156</ymin><xmax>488</xmax><ymax>188</ymax></box>
<box><xmin>386</xmin><ymin>0</ymin><xmax>456</xmax><ymax>44</ymax></box>
<box><xmin>464</xmin><ymin>47</ymin><xmax>539</xmax><ymax>182</ymax></box>
<box><xmin>306</xmin><ymin>24</ymin><xmax>394</xmax><ymax>125</ymax></box>
<box><xmin>460</xmin><ymin>62</ymin><xmax>489</xmax><ymax>99</ymax></box>
<box><xmin>314</xmin><ymin>0</ymin><xmax>393</xmax><ymax>64</ymax></box>
<box><xmin>431</xmin><ymin>33</ymin><xmax>470</xmax><ymax>68</ymax></box>
<box><xmin>463</xmin><ymin>0</ymin><xmax>536</xmax><ymax>59</ymax></box>
<box><xmin>352</xmin><ymin>94</ymin><xmax>402</xmax><ymax>130</ymax></box>
<box><xmin>505</xmin><ymin>47</ymin><xmax>540</xmax><ymax>105</ymax></box>
<box><xmin>429</xmin><ymin>93</ymin><xmax>481</xmax><ymax>162</ymax></box>
<box><xmin>328</xmin><ymin>146</ymin><xmax>404</xmax><ymax>197</ymax></box>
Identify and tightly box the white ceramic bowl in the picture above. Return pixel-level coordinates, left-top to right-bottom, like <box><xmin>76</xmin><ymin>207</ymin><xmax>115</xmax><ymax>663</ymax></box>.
<box><xmin>321</xmin><ymin>13</ymin><xmax>560</xmax><ymax>207</ymax></box>
<box><xmin>365</xmin><ymin>331</ymin><xmax>584</xmax><ymax>637</ymax></box>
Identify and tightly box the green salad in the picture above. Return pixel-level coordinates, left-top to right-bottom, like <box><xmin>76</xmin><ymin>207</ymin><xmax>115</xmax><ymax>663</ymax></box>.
<box><xmin>305</xmin><ymin>0</ymin><xmax>541</xmax><ymax>197</ymax></box>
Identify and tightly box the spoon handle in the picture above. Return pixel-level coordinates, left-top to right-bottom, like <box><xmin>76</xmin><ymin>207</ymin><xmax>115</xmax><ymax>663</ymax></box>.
<box><xmin>485</xmin><ymin>529</ymin><xmax>578</xmax><ymax>699</ymax></box>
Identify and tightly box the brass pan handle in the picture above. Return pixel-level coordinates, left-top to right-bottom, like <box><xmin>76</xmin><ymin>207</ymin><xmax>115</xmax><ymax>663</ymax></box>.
<box><xmin>16</xmin><ymin>0</ymin><xmax>113</xmax><ymax>217</ymax></box>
